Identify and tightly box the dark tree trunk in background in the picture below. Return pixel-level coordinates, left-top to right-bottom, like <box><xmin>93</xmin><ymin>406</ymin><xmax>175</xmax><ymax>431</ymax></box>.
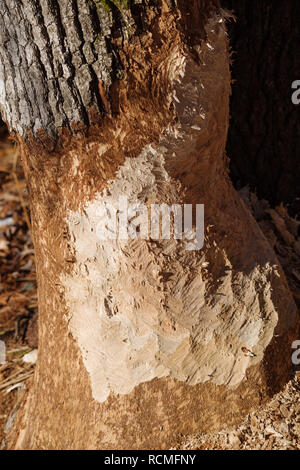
<box><xmin>223</xmin><ymin>0</ymin><xmax>300</xmax><ymax>214</ymax></box>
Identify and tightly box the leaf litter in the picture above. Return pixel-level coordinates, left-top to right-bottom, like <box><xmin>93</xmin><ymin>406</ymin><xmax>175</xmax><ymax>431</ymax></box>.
<box><xmin>0</xmin><ymin>124</ymin><xmax>37</xmax><ymax>447</ymax></box>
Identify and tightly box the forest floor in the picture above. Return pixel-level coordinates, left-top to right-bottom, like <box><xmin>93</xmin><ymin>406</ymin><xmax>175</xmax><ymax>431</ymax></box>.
<box><xmin>0</xmin><ymin>129</ymin><xmax>299</xmax><ymax>450</ymax></box>
<box><xmin>0</xmin><ymin>128</ymin><xmax>37</xmax><ymax>447</ymax></box>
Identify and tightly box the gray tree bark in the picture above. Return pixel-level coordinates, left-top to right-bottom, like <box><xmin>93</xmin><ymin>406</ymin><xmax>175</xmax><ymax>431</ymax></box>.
<box><xmin>0</xmin><ymin>0</ymin><xmax>126</xmax><ymax>140</ymax></box>
<box><xmin>0</xmin><ymin>0</ymin><xmax>220</xmax><ymax>142</ymax></box>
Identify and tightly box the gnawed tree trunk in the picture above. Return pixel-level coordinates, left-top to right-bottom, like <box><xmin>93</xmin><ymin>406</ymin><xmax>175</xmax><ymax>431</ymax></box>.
<box><xmin>0</xmin><ymin>0</ymin><xmax>298</xmax><ymax>449</ymax></box>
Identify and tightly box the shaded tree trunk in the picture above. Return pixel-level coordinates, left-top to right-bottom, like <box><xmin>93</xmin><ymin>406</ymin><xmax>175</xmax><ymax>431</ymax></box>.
<box><xmin>0</xmin><ymin>0</ymin><xmax>298</xmax><ymax>449</ymax></box>
<box><xmin>223</xmin><ymin>0</ymin><xmax>300</xmax><ymax>212</ymax></box>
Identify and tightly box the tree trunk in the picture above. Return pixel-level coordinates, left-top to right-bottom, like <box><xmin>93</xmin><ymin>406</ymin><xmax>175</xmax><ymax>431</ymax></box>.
<box><xmin>223</xmin><ymin>0</ymin><xmax>300</xmax><ymax>211</ymax></box>
<box><xmin>0</xmin><ymin>0</ymin><xmax>298</xmax><ymax>450</ymax></box>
